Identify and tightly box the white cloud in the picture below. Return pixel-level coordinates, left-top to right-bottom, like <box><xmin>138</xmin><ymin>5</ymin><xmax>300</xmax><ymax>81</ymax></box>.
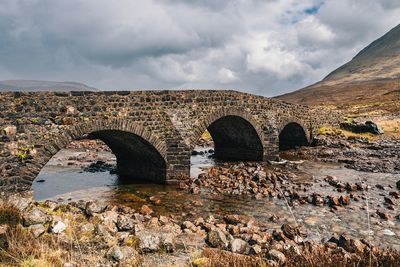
<box><xmin>245</xmin><ymin>33</ymin><xmax>305</xmax><ymax>78</ymax></box>
<box><xmin>218</xmin><ymin>67</ymin><xmax>239</xmax><ymax>84</ymax></box>
<box><xmin>0</xmin><ymin>0</ymin><xmax>399</xmax><ymax>95</ymax></box>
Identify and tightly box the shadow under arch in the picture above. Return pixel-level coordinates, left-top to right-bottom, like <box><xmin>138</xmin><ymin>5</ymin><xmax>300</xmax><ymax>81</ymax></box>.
<box><xmin>192</xmin><ymin>108</ymin><xmax>265</xmax><ymax>161</ymax></box>
<box><xmin>88</xmin><ymin>130</ymin><xmax>167</xmax><ymax>183</ymax></box>
<box><xmin>39</xmin><ymin>119</ymin><xmax>168</xmax><ymax>184</ymax></box>
<box><xmin>279</xmin><ymin>122</ymin><xmax>309</xmax><ymax>151</ymax></box>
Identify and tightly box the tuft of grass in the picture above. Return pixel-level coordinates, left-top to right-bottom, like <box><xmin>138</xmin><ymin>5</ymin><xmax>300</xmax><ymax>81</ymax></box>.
<box><xmin>0</xmin><ymin>221</ymin><xmax>129</xmax><ymax>266</ymax></box>
<box><xmin>0</xmin><ymin>203</ymin><xmax>22</xmax><ymax>226</ymax></box>
<box><xmin>0</xmin><ymin>225</ymin><xmax>65</xmax><ymax>266</ymax></box>
<box><xmin>317</xmin><ymin>126</ymin><xmax>342</xmax><ymax>136</ymax></box>
<box><xmin>284</xmin><ymin>245</ymin><xmax>400</xmax><ymax>267</ymax></box>
<box><xmin>198</xmin><ymin>248</ymin><xmax>267</xmax><ymax>267</ymax></box>
<box><xmin>317</xmin><ymin>126</ymin><xmax>376</xmax><ymax>141</ymax></box>
<box><xmin>20</xmin><ymin>257</ymin><xmax>53</xmax><ymax>267</ymax></box>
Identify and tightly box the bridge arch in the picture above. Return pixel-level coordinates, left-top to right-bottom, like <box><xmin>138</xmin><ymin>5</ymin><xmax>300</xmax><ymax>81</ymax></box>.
<box><xmin>278</xmin><ymin>118</ymin><xmax>310</xmax><ymax>151</ymax></box>
<box><xmin>191</xmin><ymin>108</ymin><xmax>266</xmax><ymax>161</ymax></box>
<box><xmin>37</xmin><ymin>119</ymin><xmax>169</xmax><ymax>184</ymax></box>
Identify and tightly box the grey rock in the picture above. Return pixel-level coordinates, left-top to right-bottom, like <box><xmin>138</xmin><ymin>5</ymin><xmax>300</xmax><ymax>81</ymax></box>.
<box><xmin>206</xmin><ymin>229</ymin><xmax>228</xmax><ymax>248</ymax></box>
<box><xmin>249</xmin><ymin>244</ymin><xmax>262</xmax><ymax>255</ymax></box>
<box><xmin>161</xmin><ymin>233</ymin><xmax>175</xmax><ymax>253</ymax></box>
<box><xmin>267</xmin><ymin>249</ymin><xmax>286</xmax><ymax>264</ymax></box>
<box><xmin>137</xmin><ymin>232</ymin><xmax>161</xmax><ymax>252</ymax></box>
<box><xmin>85</xmin><ymin>201</ymin><xmax>106</xmax><ymax>216</ymax></box>
<box><xmin>107</xmin><ymin>245</ymin><xmax>135</xmax><ymax>262</ymax></box>
<box><xmin>8</xmin><ymin>196</ymin><xmax>30</xmax><ymax>211</ymax></box>
<box><xmin>23</xmin><ymin>207</ymin><xmax>48</xmax><ymax>226</ymax></box>
<box><xmin>29</xmin><ymin>224</ymin><xmax>47</xmax><ymax>237</ymax></box>
<box><xmin>381</xmin><ymin>229</ymin><xmax>396</xmax><ymax>236</ymax></box>
<box><xmin>230</xmin><ymin>238</ymin><xmax>249</xmax><ymax>254</ymax></box>
<box><xmin>116</xmin><ymin>215</ymin><xmax>135</xmax><ymax>231</ymax></box>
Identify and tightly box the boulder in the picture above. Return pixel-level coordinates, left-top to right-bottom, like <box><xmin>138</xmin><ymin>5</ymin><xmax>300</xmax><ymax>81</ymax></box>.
<box><xmin>230</xmin><ymin>238</ymin><xmax>249</xmax><ymax>254</ymax></box>
<box><xmin>182</xmin><ymin>221</ymin><xmax>197</xmax><ymax>232</ymax></box>
<box><xmin>329</xmin><ymin>196</ymin><xmax>340</xmax><ymax>206</ymax></box>
<box><xmin>337</xmin><ymin>235</ymin><xmax>366</xmax><ymax>253</ymax></box>
<box><xmin>107</xmin><ymin>245</ymin><xmax>136</xmax><ymax>262</ymax></box>
<box><xmin>384</xmin><ymin>197</ymin><xmax>396</xmax><ymax>206</ymax></box>
<box><xmin>312</xmin><ymin>194</ymin><xmax>324</xmax><ymax>206</ymax></box>
<box><xmin>223</xmin><ymin>214</ymin><xmax>243</xmax><ymax>225</ymax></box>
<box><xmin>340</xmin><ymin>121</ymin><xmax>383</xmax><ymax>135</ymax></box>
<box><xmin>376</xmin><ymin>210</ymin><xmax>392</xmax><ymax>220</ymax></box>
<box><xmin>281</xmin><ymin>223</ymin><xmax>303</xmax><ymax>241</ymax></box>
<box><xmin>136</xmin><ymin>232</ymin><xmax>161</xmax><ymax>252</ymax></box>
<box><xmin>206</xmin><ymin>229</ymin><xmax>228</xmax><ymax>248</ymax></box>
<box><xmin>267</xmin><ymin>249</ymin><xmax>286</xmax><ymax>264</ymax></box>
<box><xmin>3</xmin><ymin>125</ymin><xmax>17</xmax><ymax>138</ymax></box>
<box><xmin>7</xmin><ymin>195</ymin><xmax>30</xmax><ymax>211</ymax></box>
<box><xmin>85</xmin><ymin>201</ymin><xmax>106</xmax><ymax>216</ymax></box>
<box><xmin>116</xmin><ymin>215</ymin><xmax>135</xmax><ymax>231</ymax></box>
<box><xmin>29</xmin><ymin>224</ymin><xmax>47</xmax><ymax>238</ymax></box>
<box><xmin>249</xmin><ymin>244</ymin><xmax>262</xmax><ymax>255</ymax></box>
<box><xmin>339</xmin><ymin>195</ymin><xmax>350</xmax><ymax>206</ymax></box>
<box><xmin>161</xmin><ymin>233</ymin><xmax>175</xmax><ymax>253</ymax></box>
<box><xmin>23</xmin><ymin>207</ymin><xmax>48</xmax><ymax>226</ymax></box>
<box><xmin>140</xmin><ymin>205</ymin><xmax>153</xmax><ymax>216</ymax></box>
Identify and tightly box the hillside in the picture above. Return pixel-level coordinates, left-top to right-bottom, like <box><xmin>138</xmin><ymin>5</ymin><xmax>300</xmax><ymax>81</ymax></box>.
<box><xmin>324</xmin><ymin>23</ymin><xmax>400</xmax><ymax>84</ymax></box>
<box><xmin>277</xmin><ymin>24</ymin><xmax>400</xmax><ymax>114</ymax></box>
<box><xmin>0</xmin><ymin>80</ymin><xmax>98</xmax><ymax>92</ymax></box>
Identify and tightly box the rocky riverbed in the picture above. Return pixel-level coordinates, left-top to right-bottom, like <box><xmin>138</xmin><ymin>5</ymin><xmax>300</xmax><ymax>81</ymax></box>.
<box><xmin>3</xmin><ymin>136</ymin><xmax>399</xmax><ymax>266</ymax></box>
<box><xmin>285</xmin><ymin>135</ymin><xmax>400</xmax><ymax>174</ymax></box>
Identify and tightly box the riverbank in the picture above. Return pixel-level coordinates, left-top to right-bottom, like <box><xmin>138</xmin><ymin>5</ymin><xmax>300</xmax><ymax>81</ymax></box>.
<box><xmin>2</xmin><ymin>134</ymin><xmax>400</xmax><ymax>266</ymax></box>
<box><xmin>1</xmin><ymin>193</ymin><xmax>399</xmax><ymax>266</ymax></box>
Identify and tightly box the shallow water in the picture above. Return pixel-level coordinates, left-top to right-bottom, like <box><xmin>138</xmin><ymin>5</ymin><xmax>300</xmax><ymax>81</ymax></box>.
<box><xmin>33</xmin><ymin>147</ymin><xmax>400</xmax><ymax>249</ymax></box>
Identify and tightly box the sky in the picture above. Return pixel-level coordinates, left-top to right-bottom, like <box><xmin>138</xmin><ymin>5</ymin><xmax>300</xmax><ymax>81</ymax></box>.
<box><xmin>0</xmin><ymin>0</ymin><xmax>399</xmax><ymax>96</ymax></box>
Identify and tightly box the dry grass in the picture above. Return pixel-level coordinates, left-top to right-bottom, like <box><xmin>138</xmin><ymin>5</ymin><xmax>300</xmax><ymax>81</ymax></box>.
<box><xmin>285</xmin><ymin>246</ymin><xmax>400</xmax><ymax>267</ymax></box>
<box><xmin>317</xmin><ymin>126</ymin><xmax>376</xmax><ymax>141</ymax></box>
<box><xmin>0</xmin><ymin>225</ymin><xmax>67</xmax><ymax>266</ymax></box>
<box><xmin>0</xmin><ymin>204</ymin><xmax>139</xmax><ymax>266</ymax></box>
<box><xmin>374</xmin><ymin>118</ymin><xmax>400</xmax><ymax>139</ymax></box>
<box><xmin>0</xmin><ymin>203</ymin><xmax>21</xmax><ymax>226</ymax></box>
<box><xmin>198</xmin><ymin>248</ymin><xmax>266</xmax><ymax>267</ymax></box>
<box><xmin>192</xmin><ymin>247</ymin><xmax>400</xmax><ymax>267</ymax></box>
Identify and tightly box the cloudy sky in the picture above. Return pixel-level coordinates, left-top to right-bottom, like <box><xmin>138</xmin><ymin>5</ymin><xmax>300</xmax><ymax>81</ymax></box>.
<box><xmin>0</xmin><ymin>0</ymin><xmax>399</xmax><ymax>96</ymax></box>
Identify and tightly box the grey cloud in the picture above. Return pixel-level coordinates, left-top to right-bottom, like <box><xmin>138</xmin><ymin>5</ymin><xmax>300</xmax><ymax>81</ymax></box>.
<box><xmin>0</xmin><ymin>0</ymin><xmax>399</xmax><ymax>95</ymax></box>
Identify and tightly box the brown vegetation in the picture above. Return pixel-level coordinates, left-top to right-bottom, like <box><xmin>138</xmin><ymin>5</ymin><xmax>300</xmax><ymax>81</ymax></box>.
<box><xmin>284</xmin><ymin>245</ymin><xmax>400</xmax><ymax>267</ymax></box>
<box><xmin>196</xmin><ymin>248</ymin><xmax>266</xmax><ymax>267</ymax></box>
<box><xmin>277</xmin><ymin>79</ymin><xmax>400</xmax><ymax>115</ymax></box>
<box><xmin>194</xmin><ymin>246</ymin><xmax>400</xmax><ymax>267</ymax></box>
<box><xmin>0</xmin><ymin>203</ymin><xmax>125</xmax><ymax>266</ymax></box>
<box><xmin>0</xmin><ymin>203</ymin><xmax>21</xmax><ymax>226</ymax></box>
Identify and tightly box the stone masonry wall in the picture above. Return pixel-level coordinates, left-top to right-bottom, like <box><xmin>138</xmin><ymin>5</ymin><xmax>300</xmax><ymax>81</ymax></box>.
<box><xmin>0</xmin><ymin>90</ymin><xmax>341</xmax><ymax>191</ymax></box>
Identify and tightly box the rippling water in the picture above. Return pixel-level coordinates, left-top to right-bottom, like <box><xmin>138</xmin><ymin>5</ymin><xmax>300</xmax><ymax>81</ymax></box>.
<box><xmin>33</xmin><ymin>147</ymin><xmax>400</xmax><ymax>249</ymax></box>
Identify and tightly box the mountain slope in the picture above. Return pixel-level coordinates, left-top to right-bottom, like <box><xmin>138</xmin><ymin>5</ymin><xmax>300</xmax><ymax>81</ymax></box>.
<box><xmin>323</xmin><ymin>24</ymin><xmax>400</xmax><ymax>85</ymax></box>
<box><xmin>0</xmin><ymin>80</ymin><xmax>98</xmax><ymax>92</ymax></box>
<box><xmin>277</xmin><ymin>24</ymin><xmax>400</xmax><ymax>111</ymax></box>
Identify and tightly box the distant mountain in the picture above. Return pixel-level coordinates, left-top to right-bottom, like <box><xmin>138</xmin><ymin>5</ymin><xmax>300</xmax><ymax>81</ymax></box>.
<box><xmin>277</xmin><ymin>24</ymin><xmax>400</xmax><ymax>111</ymax></box>
<box><xmin>0</xmin><ymin>80</ymin><xmax>98</xmax><ymax>92</ymax></box>
<box><xmin>323</xmin><ymin>23</ymin><xmax>400</xmax><ymax>85</ymax></box>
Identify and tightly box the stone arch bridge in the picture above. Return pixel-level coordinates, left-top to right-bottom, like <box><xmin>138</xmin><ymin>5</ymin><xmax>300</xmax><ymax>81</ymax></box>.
<box><xmin>0</xmin><ymin>90</ymin><xmax>341</xmax><ymax>191</ymax></box>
